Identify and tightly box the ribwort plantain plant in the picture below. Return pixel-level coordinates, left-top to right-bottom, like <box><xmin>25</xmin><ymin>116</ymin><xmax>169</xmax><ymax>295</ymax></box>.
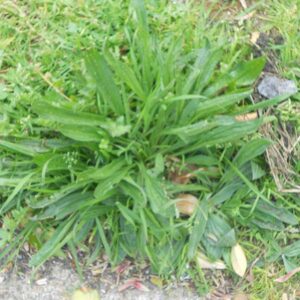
<box><xmin>0</xmin><ymin>0</ymin><xmax>297</xmax><ymax>278</ymax></box>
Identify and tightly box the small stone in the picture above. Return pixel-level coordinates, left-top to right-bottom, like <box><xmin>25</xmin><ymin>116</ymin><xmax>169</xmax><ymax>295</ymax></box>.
<box><xmin>258</xmin><ymin>75</ymin><xmax>297</xmax><ymax>99</ymax></box>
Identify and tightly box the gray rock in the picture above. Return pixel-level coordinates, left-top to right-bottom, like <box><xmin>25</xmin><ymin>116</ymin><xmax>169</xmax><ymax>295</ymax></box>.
<box><xmin>257</xmin><ymin>75</ymin><xmax>298</xmax><ymax>98</ymax></box>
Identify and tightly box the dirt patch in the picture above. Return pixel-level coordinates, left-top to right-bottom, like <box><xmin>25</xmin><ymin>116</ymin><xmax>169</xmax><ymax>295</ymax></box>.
<box><xmin>252</xmin><ymin>30</ymin><xmax>285</xmax><ymax>73</ymax></box>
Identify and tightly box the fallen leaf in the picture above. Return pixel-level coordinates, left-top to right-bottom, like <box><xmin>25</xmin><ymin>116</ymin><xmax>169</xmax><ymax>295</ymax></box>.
<box><xmin>150</xmin><ymin>275</ymin><xmax>164</xmax><ymax>288</ymax></box>
<box><xmin>72</xmin><ymin>288</ymin><xmax>100</xmax><ymax>300</ymax></box>
<box><xmin>170</xmin><ymin>172</ymin><xmax>195</xmax><ymax>184</ymax></box>
<box><xmin>235</xmin><ymin>112</ymin><xmax>258</xmax><ymax>122</ymax></box>
<box><xmin>167</xmin><ymin>158</ymin><xmax>198</xmax><ymax>184</ymax></box>
<box><xmin>275</xmin><ymin>266</ymin><xmax>300</xmax><ymax>283</ymax></box>
<box><xmin>231</xmin><ymin>243</ymin><xmax>247</xmax><ymax>277</ymax></box>
<box><xmin>176</xmin><ymin>194</ymin><xmax>198</xmax><ymax>216</ymax></box>
<box><xmin>196</xmin><ymin>253</ymin><xmax>226</xmax><ymax>270</ymax></box>
<box><xmin>250</xmin><ymin>32</ymin><xmax>260</xmax><ymax>44</ymax></box>
<box><xmin>118</xmin><ymin>278</ymin><xmax>150</xmax><ymax>292</ymax></box>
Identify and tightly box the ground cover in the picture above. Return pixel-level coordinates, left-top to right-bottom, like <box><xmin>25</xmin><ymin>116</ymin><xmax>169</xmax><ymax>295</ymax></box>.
<box><xmin>0</xmin><ymin>1</ymin><xmax>299</xmax><ymax>299</ymax></box>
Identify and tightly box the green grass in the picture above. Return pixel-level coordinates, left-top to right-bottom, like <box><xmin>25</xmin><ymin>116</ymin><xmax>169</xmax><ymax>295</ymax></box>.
<box><xmin>0</xmin><ymin>0</ymin><xmax>299</xmax><ymax>298</ymax></box>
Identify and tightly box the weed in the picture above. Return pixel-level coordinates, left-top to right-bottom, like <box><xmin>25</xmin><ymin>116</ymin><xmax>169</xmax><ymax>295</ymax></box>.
<box><xmin>0</xmin><ymin>0</ymin><xmax>299</xmax><ymax>297</ymax></box>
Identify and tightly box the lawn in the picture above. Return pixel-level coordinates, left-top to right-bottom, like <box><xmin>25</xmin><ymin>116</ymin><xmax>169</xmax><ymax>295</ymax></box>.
<box><xmin>0</xmin><ymin>0</ymin><xmax>299</xmax><ymax>299</ymax></box>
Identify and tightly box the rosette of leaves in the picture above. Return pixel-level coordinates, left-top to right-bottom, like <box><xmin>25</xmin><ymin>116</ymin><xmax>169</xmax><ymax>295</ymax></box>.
<box><xmin>0</xmin><ymin>0</ymin><xmax>296</xmax><ymax>276</ymax></box>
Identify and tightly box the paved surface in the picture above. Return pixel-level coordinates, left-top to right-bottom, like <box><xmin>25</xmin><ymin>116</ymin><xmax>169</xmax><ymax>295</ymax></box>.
<box><xmin>0</xmin><ymin>261</ymin><xmax>200</xmax><ymax>300</ymax></box>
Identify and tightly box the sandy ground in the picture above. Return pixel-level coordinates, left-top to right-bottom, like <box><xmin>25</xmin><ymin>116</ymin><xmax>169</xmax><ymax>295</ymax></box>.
<box><xmin>0</xmin><ymin>260</ymin><xmax>200</xmax><ymax>300</ymax></box>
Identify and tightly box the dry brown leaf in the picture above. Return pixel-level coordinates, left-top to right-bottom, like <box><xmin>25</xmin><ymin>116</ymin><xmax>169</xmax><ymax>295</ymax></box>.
<box><xmin>176</xmin><ymin>194</ymin><xmax>198</xmax><ymax>216</ymax></box>
<box><xmin>231</xmin><ymin>243</ymin><xmax>247</xmax><ymax>277</ymax></box>
<box><xmin>170</xmin><ymin>172</ymin><xmax>195</xmax><ymax>184</ymax></box>
<box><xmin>235</xmin><ymin>112</ymin><xmax>258</xmax><ymax>122</ymax></box>
<box><xmin>167</xmin><ymin>157</ymin><xmax>198</xmax><ymax>184</ymax></box>
<box><xmin>275</xmin><ymin>266</ymin><xmax>300</xmax><ymax>283</ymax></box>
<box><xmin>196</xmin><ymin>253</ymin><xmax>226</xmax><ymax>270</ymax></box>
<box><xmin>72</xmin><ymin>288</ymin><xmax>100</xmax><ymax>300</ymax></box>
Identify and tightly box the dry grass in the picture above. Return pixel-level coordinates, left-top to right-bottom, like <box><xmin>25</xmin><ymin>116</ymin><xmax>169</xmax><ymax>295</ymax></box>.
<box><xmin>261</xmin><ymin>108</ymin><xmax>300</xmax><ymax>193</ymax></box>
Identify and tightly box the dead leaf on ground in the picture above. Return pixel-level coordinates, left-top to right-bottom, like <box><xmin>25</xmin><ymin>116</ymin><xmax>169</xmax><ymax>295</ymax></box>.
<box><xmin>196</xmin><ymin>253</ymin><xmax>226</xmax><ymax>270</ymax></box>
<box><xmin>235</xmin><ymin>112</ymin><xmax>258</xmax><ymax>122</ymax></box>
<box><xmin>175</xmin><ymin>194</ymin><xmax>198</xmax><ymax>216</ymax></box>
<box><xmin>231</xmin><ymin>243</ymin><xmax>247</xmax><ymax>277</ymax></box>
<box><xmin>170</xmin><ymin>171</ymin><xmax>195</xmax><ymax>184</ymax></box>
<box><xmin>118</xmin><ymin>278</ymin><xmax>150</xmax><ymax>292</ymax></box>
<box><xmin>167</xmin><ymin>157</ymin><xmax>199</xmax><ymax>184</ymax></box>
<box><xmin>72</xmin><ymin>288</ymin><xmax>100</xmax><ymax>300</ymax></box>
<box><xmin>150</xmin><ymin>275</ymin><xmax>164</xmax><ymax>288</ymax></box>
<box><xmin>275</xmin><ymin>266</ymin><xmax>300</xmax><ymax>283</ymax></box>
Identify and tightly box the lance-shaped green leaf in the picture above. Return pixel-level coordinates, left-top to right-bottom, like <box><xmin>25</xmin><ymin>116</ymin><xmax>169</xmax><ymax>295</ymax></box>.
<box><xmin>187</xmin><ymin>200</ymin><xmax>208</xmax><ymax>259</ymax></box>
<box><xmin>85</xmin><ymin>50</ymin><xmax>124</xmax><ymax>115</ymax></box>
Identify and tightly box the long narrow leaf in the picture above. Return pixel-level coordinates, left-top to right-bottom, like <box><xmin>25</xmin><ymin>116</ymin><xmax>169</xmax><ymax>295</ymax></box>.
<box><xmin>85</xmin><ymin>50</ymin><xmax>124</xmax><ymax>115</ymax></box>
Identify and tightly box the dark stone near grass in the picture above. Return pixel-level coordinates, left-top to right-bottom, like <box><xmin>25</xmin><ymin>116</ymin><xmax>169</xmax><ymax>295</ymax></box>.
<box><xmin>257</xmin><ymin>75</ymin><xmax>298</xmax><ymax>99</ymax></box>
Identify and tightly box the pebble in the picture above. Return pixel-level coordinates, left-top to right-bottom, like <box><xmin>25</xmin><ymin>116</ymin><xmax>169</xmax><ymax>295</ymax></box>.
<box><xmin>257</xmin><ymin>75</ymin><xmax>297</xmax><ymax>99</ymax></box>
